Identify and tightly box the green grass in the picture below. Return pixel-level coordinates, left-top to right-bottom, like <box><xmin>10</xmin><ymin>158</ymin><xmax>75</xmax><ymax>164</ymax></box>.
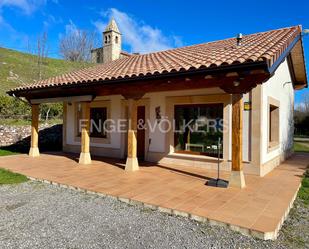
<box><xmin>294</xmin><ymin>142</ymin><xmax>309</xmax><ymax>153</ymax></box>
<box><xmin>0</xmin><ymin>168</ymin><xmax>28</xmax><ymax>184</ymax></box>
<box><xmin>0</xmin><ymin>118</ymin><xmax>62</xmax><ymax>126</ymax></box>
<box><xmin>0</xmin><ymin>149</ymin><xmax>18</xmax><ymax>156</ymax></box>
<box><xmin>0</xmin><ymin>47</ymin><xmax>92</xmax><ymax>94</ymax></box>
<box><xmin>298</xmin><ymin>168</ymin><xmax>309</xmax><ymax>205</ymax></box>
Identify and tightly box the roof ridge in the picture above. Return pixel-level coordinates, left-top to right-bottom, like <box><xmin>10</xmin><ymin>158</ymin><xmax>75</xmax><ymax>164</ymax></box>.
<box><xmin>132</xmin><ymin>25</ymin><xmax>301</xmax><ymax>57</ymax></box>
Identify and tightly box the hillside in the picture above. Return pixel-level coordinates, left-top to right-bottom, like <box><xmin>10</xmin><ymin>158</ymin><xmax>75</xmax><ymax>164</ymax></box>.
<box><xmin>0</xmin><ymin>47</ymin><xmax>92</xmax><ymax>94</ymax></box>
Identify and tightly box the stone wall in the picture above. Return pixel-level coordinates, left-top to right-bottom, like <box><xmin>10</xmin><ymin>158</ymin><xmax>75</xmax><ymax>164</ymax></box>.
<box><xmin>0</xmin><ymin>124</ymin><xmax>62</xmax><ymax>152</ymax></box>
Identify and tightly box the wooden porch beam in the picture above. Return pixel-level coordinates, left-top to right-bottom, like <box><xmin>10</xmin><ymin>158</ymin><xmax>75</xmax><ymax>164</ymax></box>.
<box><xmin>125</xmin><ymin>98</ymin><xmax>139</xmax><ymax>171</ymax></box>
<box><xmin>17</xmin><ymin>70</ymin><xmax>270</xmax><ymax>101</ymax></box>
<box><xmin>29</xmin><ymin>104</ymin><xmax>40</xmax><ymax>157</ymax></box>
<box><xmin>30</xmin><ymin>95</ymin><xmax>94</xmax><ymax>104</ymax></box>
<box><xmin>78</xmin><ymin>102</ymin><xmax>92</xmax><ymax>165</ymax></box>
<box><xmin>229</xmin><ymin>94</ymin><xmax>246</xmax><ymax>188</ymax></box>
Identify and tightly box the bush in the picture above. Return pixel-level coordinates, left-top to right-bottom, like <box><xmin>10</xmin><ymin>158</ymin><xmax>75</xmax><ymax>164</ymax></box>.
<box><xmin>0</xmin><ymin>95</ymin><xmax>63</xmax><ymax>121</ymax></box>
<box><xmin>0</xmin><ymin>95</ymin><xmax>30</xmax><ymax>117</ymax></box>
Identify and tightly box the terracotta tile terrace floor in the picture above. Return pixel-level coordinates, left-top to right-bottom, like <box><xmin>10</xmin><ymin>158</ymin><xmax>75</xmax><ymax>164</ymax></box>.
<box><xmin>0</xmin><ymin>152</ymin><xmax>308</xmax><ymax>240</ymax></box>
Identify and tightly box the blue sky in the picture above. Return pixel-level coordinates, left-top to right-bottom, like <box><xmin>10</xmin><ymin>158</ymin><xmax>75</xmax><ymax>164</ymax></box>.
<box><xmin>0</xmin><ymin>0</ymin><xmax>308</xmax><ymax>104</ymax></box>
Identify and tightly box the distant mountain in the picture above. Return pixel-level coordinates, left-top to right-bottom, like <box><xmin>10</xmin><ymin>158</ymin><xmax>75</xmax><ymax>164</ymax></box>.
<box><xmin>0</xmin><ymin>47</ymin><xmax>91</xmax><ymax>95</ymax></box>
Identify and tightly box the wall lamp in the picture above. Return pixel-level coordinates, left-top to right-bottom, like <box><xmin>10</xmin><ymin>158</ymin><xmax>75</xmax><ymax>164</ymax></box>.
<box><xmin>233</xmin><ymin>80</ymin><xmax>240</xmax><ymax>87</ymax></box>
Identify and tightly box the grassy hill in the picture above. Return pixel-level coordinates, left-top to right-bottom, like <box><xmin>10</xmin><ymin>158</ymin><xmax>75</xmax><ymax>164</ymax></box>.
<box><xmin>0</xmin><ymin>47</ymin><xmax>91</xmax><ymax>94</ymax></box>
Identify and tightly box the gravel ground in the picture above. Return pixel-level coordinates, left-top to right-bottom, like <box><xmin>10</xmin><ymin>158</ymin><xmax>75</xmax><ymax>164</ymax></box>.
<box><xmin>0</xmin><ymin>181</ymin><xmax>308</xmax><ymax>249</ymax></box>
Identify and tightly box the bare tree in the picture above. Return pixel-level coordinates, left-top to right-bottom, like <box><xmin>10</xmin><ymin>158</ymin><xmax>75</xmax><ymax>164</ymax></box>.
<box><xmin>27</xmin><ymin>32</ymin><xmax>49</xmax><ymax>80</ymax></box>
<box><xmin>303</xmin><ymin>92</ymin><xmax>309</xmax><ymax>114</ymax></box>
<box><xmin>36</xmin><ymin>32</ymin><xmax>48</xmax><ymax>80</ymax></box>
<box><xmin>59</xmin><ymin>29</ymin><xmax>96</xmax><ymax>62</ymax></box>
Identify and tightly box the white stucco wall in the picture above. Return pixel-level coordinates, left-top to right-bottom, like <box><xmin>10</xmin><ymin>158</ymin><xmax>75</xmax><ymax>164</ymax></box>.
<box><xmin>66</xmin><ymin>95</ymin><xmax>123</xmax><ymax>149</ymax></box>
<box><xmin>261</xmin><ymin>59</ymin><xmax>294</xmax><ymax>164</ymax></box>
<box><xmin>64</xmin><ymin>86</ymin><xmax>253</xmax><ymax>166</ymax></box>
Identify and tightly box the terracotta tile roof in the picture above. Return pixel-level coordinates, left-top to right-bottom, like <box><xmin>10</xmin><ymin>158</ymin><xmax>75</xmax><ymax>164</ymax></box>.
<box><xmin>120</xmin><ymin>50</ymin><xmax>131</xmax><ymax>57</ymax></box>
<box><xmin>10</xmin><ymin>26</ymin><xmax>302</xmax><ymax>92</ymax></box>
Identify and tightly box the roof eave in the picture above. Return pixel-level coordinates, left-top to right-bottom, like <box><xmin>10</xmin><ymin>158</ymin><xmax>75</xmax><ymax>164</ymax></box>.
<box><xmin>7</xmin><ymin>61</ymin><xmax>269</xmax><ymax>98</ymax></box>
<box><xmin>268</xmin><ymin>33</ymin><xmax>301</xmax><ymax>75</ymax></box>
<box><xmin>268</xmin><ymin>32</ymin><xmax>308</xmax><ymax>89</ymax></box>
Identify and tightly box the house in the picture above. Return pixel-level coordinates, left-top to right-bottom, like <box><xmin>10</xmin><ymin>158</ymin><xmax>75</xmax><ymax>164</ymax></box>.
<box><xmin>7</xmin><ymin>20</ymin><xmax>307</xmax><ymax>189</ymax></box>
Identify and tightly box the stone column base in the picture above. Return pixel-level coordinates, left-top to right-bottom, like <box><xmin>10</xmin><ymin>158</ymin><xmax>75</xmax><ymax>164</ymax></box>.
<box><xmin>229</xmin><ymin>170</ymin><xmax>246</xmax><ymax>188</ymax></box>
<box><xmin>79</xmin><ymin>152</ymin><xmax>92</xmax><ymax>165</ymax></box>
<box><xmin>29</xmin><ymin>147</ymin><xmax>40</xmax><ymax>157</ymax></box>
<box><xmin>125</xmin><ymin>157</ymin><xmax>139</xmax><ymax>171</ymax></box>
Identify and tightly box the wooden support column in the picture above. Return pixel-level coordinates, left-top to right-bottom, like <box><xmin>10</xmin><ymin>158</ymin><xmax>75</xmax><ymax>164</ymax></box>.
<box><xmin>229</xmin><ymin>94</ymin><xmax>246</xmax><ymax>188</ymax></box>
<box><xmin>29</xmin><ymin>104</ymin><xmax>40</xmax><ymax>157</ymax></box>
<box><xmin>78</xmin><ymin>102</ymin><xmax>92</xmax><ymax>165</ymax></box>
<box><xmin>125</xmin><ymin>99</ymin><xmax>139</xmax><ymax>171</ymax></box>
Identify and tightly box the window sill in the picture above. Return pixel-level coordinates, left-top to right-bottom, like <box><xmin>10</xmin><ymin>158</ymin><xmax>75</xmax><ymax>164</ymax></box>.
<box><xmin>74</xmin><ymin>136</ymin><xmax>110</xmax><ymax>145</ymax></box>
<box><xmin>169</xmin><ymin>152</ymin><xmax>224</xmax><ymax>162</ymax></box>
<box><xmin>268</xmin><ymin>142</ymin><xmax>280</xmax><ymax>152</ymax></box>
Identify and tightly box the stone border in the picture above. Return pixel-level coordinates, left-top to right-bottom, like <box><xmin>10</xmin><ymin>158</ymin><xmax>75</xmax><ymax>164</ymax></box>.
<box><xmin>27</xmin><ymin>176</ymin><xmax>300</xmax><ymax>241</ymax></box>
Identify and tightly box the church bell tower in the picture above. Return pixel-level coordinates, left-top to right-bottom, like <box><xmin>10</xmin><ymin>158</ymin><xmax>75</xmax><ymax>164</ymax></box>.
<box><xmin>102</xmin><ymin>18</ymin><xmax>122</xmax><ymax>63</ymax></box>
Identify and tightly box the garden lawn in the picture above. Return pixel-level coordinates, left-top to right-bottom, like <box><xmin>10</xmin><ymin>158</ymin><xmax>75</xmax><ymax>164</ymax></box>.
<box><xmin>0</xmin><ymin>168</ymin><xmax>28</xmax><ymax>184</ymax></box>
<box><xmin>298</xmin><ymin>167</ymin><xmax>309</xmax><ymax>205</ymax></box>
<box><xmin>0</xmin><ymin>149</ymin><xmax>18</xmax><ymax>156</ymax></box>
<box><xmin>294</xmin><ymin>142</ymin><xmax>309</xmax><ymax>153</ymax></box>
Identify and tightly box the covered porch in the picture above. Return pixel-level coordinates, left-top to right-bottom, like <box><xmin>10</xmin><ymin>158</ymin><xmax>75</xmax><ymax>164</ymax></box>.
<box><xmin>0</xmin><ymin>152</ymin><xmax>307</xmax><ymax>240</ymax></box>
<box><xmin>22</xmin><ymin>68</ymin><xmax>271</xmax><ymax>189</ymax></box>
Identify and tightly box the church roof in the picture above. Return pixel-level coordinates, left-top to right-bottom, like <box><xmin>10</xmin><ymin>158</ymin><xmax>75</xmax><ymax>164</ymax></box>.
<box><xmin>104</xmin><ymin>18</ymin><xmax>120</xmax><ymax>33</ymax></box>
<box><xmin>8</xmin><ymin>26</ymin><xmax>307</xmax><ymax>94</ymax></box>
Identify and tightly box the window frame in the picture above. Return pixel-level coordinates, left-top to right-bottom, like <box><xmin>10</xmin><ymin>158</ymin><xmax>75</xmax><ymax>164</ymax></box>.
<box><xmin>267</xmin><ymin>97</ymin><xmax>280</xmax><ymax>152</ymax></box>
<box><xmin>75</xmin><ymin>100</ymin><xmax>111</xmax><ymax>144</ymax></box>
<box><xmin>166</xmin><ymin>94</ymin><xmax>230</xmax><ymax>161</ymax></box>
<box><xmin>173</xmin><ymin>103</ymin><xmax>224</xmax><ymax>158</ymax></box>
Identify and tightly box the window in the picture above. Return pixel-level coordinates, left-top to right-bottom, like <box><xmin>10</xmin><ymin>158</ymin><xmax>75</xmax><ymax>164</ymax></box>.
<box><xmin>96</xmin><ymin>52</ymin><xmax>101</xmax><ymax>63</ymax></box>
<box><xmin>115</xmin><ymin>36</ymin><xmax>119</xmax><ymax>44</ymax></box>
<box><xmin>269</xmin><ymin>104</ymin><xmax>279</xmax><ymax>148</ymax></box>
<box><xmin>174</xmin><ymin>104</ymin><xmax>223</xmax><ymax>158</ymax></box>
<box><xmin>90</xmin><ymin>108</ymin><xmax>107</xmax><ymax>138</ymax></box>
<box><xmin>76</xmin><ymin>105</ymin><xmax>107</xmax><ymax>138</ymax></box>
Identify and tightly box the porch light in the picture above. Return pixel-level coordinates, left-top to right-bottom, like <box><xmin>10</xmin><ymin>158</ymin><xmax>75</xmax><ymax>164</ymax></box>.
<box><xmin>204</xmin><ymin>75</ymin><xmax>213</xmax><ymax>79</ymax></box>
<box><xmin>233</xmin><ymin>80</ymin><xmax>240</xmax><ymax>87</ymax></box>
<box><xmin>185</xmin><ymin>77</ymin><xmax>191</xmax><ymax>82</ymax></box>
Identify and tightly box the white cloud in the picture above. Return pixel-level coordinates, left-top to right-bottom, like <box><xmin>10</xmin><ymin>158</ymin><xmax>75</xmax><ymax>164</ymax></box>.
<box><xmin>0</xmin><ymin>11</ymin><xmax>17</xmax><ymax>33</ymax></box>
<box><xmin>0</xmin><ymin>13</ymin><xmax>4</xmax><ymax>24</ymax></box>
<box><xmin>0</xmin><ymin>0</ymin><xmax>47</xmax><ymax>52</ymax></box>
<box><xmin>94</xmin><ymin>8</ymin><xmax>183</xmax><ymax>54</ymax></box>
<box><xmin>93</xmin><ymin>20</ymin><xmax>107</xmax><ymax>34</ymax></box>
<box><xmin>43</xmin><ymin>13</ymin><xmax>62</xmax><ymax>28</ymax></box>
<box><xmin>0</xmin><ymin>14</ymin><xmax>29</xmax><ymax>49</ymax></box>
<box><xmin>64</xmin><ymin>19</ymin><xmax>79</xmax><ymax>35</ymax></box>
<box><xmin>0</xmin><ymin>0</ymin><xmax>46</xmax><ymax>15</ymax></box>
<box><xmin>0</xmin><ymin>0</ymin><xmax>46</xmax><ymax>39</ymax></box>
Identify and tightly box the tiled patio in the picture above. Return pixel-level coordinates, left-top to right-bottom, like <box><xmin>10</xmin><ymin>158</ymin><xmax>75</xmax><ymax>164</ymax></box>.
<box><xmin>0</xmin><ymin>152</ymin><xmax>307</xmax><ymax>240</ymax></box>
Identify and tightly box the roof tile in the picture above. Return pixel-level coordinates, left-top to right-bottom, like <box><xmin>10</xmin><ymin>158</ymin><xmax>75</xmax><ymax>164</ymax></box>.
<box><xmin>10</xmin><ymin>26</ymin><xmax>301</xmax><ymax>92</ymax></box>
